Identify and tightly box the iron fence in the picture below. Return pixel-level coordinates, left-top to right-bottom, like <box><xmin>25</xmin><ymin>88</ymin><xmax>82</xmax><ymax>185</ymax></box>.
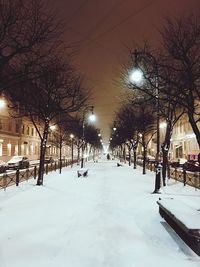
<box><xmin>0</xmin><ymin>159</ymin><xmax>77</xmax><ymax>191</ymax></box>
<box><xmin>133</xmin><ymin>159</ymin><xmax>200</xmax><ymax>189</ymax></box>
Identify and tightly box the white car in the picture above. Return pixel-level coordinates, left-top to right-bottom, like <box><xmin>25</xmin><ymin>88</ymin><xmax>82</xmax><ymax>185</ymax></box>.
<box><xmin>7</xmin><ymin>156</ymin><xmax>30</xmax><ymax>169</ymax></box>
<box><xmin>170</xmin><ymin>158</ymin><xmax>187</xmax><ymax>168</ymax></box>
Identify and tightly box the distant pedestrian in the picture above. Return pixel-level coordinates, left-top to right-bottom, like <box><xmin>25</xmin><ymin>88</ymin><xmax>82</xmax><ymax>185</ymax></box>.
<box><xmin>107</xmin><ymin>153</ymin><xmax>110</xmax><ymax>160</ymax></box>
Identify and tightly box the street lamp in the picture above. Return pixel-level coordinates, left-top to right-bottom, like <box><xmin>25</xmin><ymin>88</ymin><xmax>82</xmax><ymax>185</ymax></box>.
<box><xmin>81</xmin><ymin>106</ymin><xmax>96</xmax><ymax>168</ymax></box>
<box><xmin>129</xmin><ymin>49</ymin><xmax>161</xmax><ymax>193</ymax></box>
<box><xmin>129</xmin><ymin>69</ymin><xmax>143</xmax><ymax>85</ymax></box>
<box><xmin>70</xmin><ymin>134</ymin><xmax>74</xmax><ymax>167</ymax></box>
<box><xmin>0</xmin><ymin>99</ymin><xmax>5</xmax><ymax>109</ymax></box>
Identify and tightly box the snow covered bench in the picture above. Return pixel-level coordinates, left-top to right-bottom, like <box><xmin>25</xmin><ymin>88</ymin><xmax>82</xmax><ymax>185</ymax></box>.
<box><xmin>157</xmin><ymin>198</ymin><xmax>200</xmax><ymax>256</ymax></box>
<box><xmin>77</xmin><ymin>168</ymin><xmax>88</xmax><ymax>178</ymax></box>
<box><xmin>117</xmin><ymin>163</ymin><xmax>122</xmax><ymax>167</ymax></box>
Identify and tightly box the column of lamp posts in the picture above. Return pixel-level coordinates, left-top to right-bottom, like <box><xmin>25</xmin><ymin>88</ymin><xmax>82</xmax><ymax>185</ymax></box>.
<box><xmin>70</xmin><ymin>134</ymin><xmax>74</xmax><ymax>167</ymax></box>
<box><xmin>81</xmin><ymin>106</ymin><xmax>95</xmax><ymax>169</ymax></box>
<box><xmin>0</xmin><ymin>98</ymin><xmax>6</xmax><ymax>157</ymax></box>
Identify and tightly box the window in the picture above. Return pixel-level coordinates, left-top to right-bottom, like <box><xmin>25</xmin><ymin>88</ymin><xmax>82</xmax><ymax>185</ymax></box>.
<box><xmin>8</xmin><ymin>122</ymin><xmax>12</xmax><ymax>132</ymax></box>
<box><xmin>22</xmin><ymin>124</ymin><xmax>25</xmax><ymax>134</ymax></box>
<box><xmin>27</xmin><ymin>126</ymin><xmax>30</xmax><ymax>135</ymax></box>
<box><xmin>0</xmin><ymin>143</ymin><xmax>2</xmax><ymax>156</ymax></box>
<box><xmin>31</xmin><ymin>128</ymin><xmax>34</xmax><ymax>136</ymax></box>
<box><xmin>0</xmin><ymin>119</ymin><xmax>2</xmax><ymax>130</ymax></box>
<box><xmin>7</xmin><ymin>143</ymin><xmax>11</xmax><ymax>156</ymax></box>
<box><xmin>16</xmin><ymin>123</ymin><xmax>20</xmax><ymax>133</ymax></box>
<box><xmin>30</xmin><ymin>144</ymin><xmax>34</xmax><ymax>155</ymax></box>
<box><xmin>14</xmin><ymin>145</ymin><xmax>18</xmax><ymax>155</ymax></box>
<box><xmin>21</xmin><ymin>144</ymin><xmax>24</xmax><ymax>155</ymax></box>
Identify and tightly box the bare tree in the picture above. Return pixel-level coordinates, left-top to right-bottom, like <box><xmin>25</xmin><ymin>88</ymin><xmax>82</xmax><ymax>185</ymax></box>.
<box><xmin>160</xmin><ymin>14</ymin><xmax>200</xmax><ymax>147</ymax></box>
<box><xmin>126</xmin><ymin>45</ymin><xmax>186</xmax><ymax>185</ymax></box>
<box><xmin>131</xmin><ymin>97</ymin><xmax>156</xmax><ymax>175</ymax></box>
<box><xmin>10</xmin><ymin>58</ymin><xmax>90</xmax><ymax>185</ymax></box>
<box><xmin>49</xmin><ymin>117</ymin><xmax>72</xmax><ymax>174</ymax></box>
<box><xmin>0</xmin><ymin>0</ymin><xmax>64</xmax><ymax>92</ymax></box>
<box><xmin>114</xmin><ymin>104</ymin><xmax>139</xmax><ymax>167</ymax></box>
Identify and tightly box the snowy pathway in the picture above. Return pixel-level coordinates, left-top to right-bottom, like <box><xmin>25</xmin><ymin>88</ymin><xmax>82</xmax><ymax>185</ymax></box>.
<box><xmin>0</xmin><ymin>158</ymin><xmax>200</xmax><ymax>267</ymax></box>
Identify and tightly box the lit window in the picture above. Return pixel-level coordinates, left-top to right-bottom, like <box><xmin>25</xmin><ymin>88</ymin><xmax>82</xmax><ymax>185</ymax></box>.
<box><xmin>7</xmin><ymin>143</ymin><xmax>11</xmax><ymax>156</ymax></box>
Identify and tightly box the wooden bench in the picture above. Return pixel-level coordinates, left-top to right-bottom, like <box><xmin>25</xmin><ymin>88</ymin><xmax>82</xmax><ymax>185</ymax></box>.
<box><xmin>77</xmin><ymin>168</ymin><xmax>88</xmax><ymax>178</ymax></box>
<box><xmin>157</xmin><ymin>198</ymin><xmax>200</xmax><ymax>256</ymax></box>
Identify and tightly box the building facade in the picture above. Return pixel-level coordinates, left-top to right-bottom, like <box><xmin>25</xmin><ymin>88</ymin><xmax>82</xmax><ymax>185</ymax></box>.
<box><xmin>0</xmin><ymin>98</ymin><xmax>73</xmax><ymax>162</ymax></box>
<box><xmin>169</xmin><ymin>114</ymin><xmax>199</xmax><ymax>160</ymax></box>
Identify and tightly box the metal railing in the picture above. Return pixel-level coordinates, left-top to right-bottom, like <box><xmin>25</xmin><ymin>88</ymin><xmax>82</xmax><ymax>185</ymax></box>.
<box><xmin>0</xmin><ymin>159</ymin><xmax>77</xmax><ymax>191</ymax></box>
<box><xmin>144</xmin><ymin>161</ymin><xmax>200</xmax><ymax>190</ymax></box>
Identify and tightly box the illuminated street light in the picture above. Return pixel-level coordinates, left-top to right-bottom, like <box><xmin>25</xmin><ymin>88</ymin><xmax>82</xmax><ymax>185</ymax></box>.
<box><xmin>70</xmin><ymin>134</ymin><xmax>74</xmax><ymax>167</ymax></box>
<box><xmin>50</xmin><ymin>125</ymin><xmax>56</xmax><ymax>131</ymax></box>
<box><xmin>130</xmin><ymin>49</ymin><xmax>161</xmax><ymax>193</ymax></box>
<box><xmin>81</xmin><ymin>106</ymin><xmax>96</xmax><ymax>168</ymax></box>
<box><xmin>129</xmin><ymin>69</ymin><xmax>143</xmax><ymax>85</ymax></box>
<box><xmin>0</xmin><ymin>99</ymin><xmax>5</xmax><ymax>109</ymax></box>
<box><xmin>88</xmin><ymin>112</ymin><xmax>96</xmax><ymax>122</ymax></box>
<box><xmin>160</xmin><ymin>122</ymin><xmax>167</xmax><ymax>129</ymax></box>
<box><xmin>70</xmin><ymin>134</ymin><xmax>74</xmax><ymax>139</ymax></box>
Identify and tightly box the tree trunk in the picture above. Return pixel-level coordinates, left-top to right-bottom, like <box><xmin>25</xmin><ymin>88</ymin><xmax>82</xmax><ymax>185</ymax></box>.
<box><xmin>123</xmin><ymin>144</ymin><xmax>126</xmax><ymax>163</ymax></box>
<box><xmin>161</xmin><ymin>121</ymin><xmax>172</xmax><ymax>186</ymax></box>
<box><xmin>133</xmin><ymin>149</ymin><xmax>137</xmax><ymax>169</ymax></box>
<box><xmin>37</xmin><ymin>143</ymin><xmax>46</xmax><ymax>185</ymax></box>
<box><xmin>77</xmin><ymin>141</ymin><xmax>80</xmax><ymax>165</ymax></box>
<box><xmin>59</xmin><ymin>142</ymin><xmax>62</xmax><ymax>174</ymax></box>
<box><xmin>142</xmin><ymin>133</ymin><xmax>147</xmax><ymax>175</ymax></box>
<box><xmin>37</xmin><ymin>123</ymin><xmax>49</xmax><ymax>185</ymax></box>
<box><xmin>128</xmin><ymin>149</ymin><xmax>131</xmax><ymax>166</ymax></box>
<box><xmin>162</xmin><ymin>149</ymin><xmax>168</xmax><ymax>186</ymax></box>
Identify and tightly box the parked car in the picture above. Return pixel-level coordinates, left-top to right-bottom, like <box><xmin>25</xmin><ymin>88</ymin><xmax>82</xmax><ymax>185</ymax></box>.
<box><xmin>7</xmin><ymin>156</ymin><xmax>30</xmax><ymax>169</ymax></box>
<box><xmin>137</xmin><ymin>155</ymin><xmax>156</xmax><ymax>163</ymax></box>
<box><xmin>183</xmin><ymin>160</ymin><xmax>200</xmax><ymax>172</ymax></box>
<box><xmin>44</xmin><ymin>157</ymin><xmax>54</xmax><ymax>164</ymax></box>
<box><xmin>170</xmin><ymin>158</ymin><xmax>187</xmax><ymax>168</ymax></box>
<box><xmin>0</xmin><ymin>160</ymin><xmax>8</xmax><ymax>173</ymax></box>
<box><xmin>147</xmin><ymin>155</ymin><xmax>156</xmax><ymax>164</ymax></box>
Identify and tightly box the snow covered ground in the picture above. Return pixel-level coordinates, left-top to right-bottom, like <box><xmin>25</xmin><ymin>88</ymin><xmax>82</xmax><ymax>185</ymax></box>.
<box><xmin>0</xmin><ymin>156</ymin><xmax>200</xmax><ymax>267</ymax></box>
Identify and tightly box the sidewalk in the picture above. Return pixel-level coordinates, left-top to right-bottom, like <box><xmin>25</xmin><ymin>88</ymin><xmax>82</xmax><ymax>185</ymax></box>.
<box><xmin>0</xmin><ymin>157</ymin><xmax>199</xmax><ymax>267</ymax></box>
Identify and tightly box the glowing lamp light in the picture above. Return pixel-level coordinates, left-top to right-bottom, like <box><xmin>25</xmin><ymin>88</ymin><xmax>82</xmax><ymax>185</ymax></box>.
<box><xmin>70</xmin><ymin>134</ymin><xmax>74</xmax><ymax>139</ymax></box>
<box><xmin>89</xmin><ymin>113</ymin><xmax>96</xmax><ymax>122</ymax></box>
<box><xmin>0</xmin><ymin>99</ymin><xmax>5</xmax><ymax>108</ymax></box>
<box><xmin>129</xmin><ymin>69</ymin><xmax>143</xmax><ymax>84</ymax></box>
<box><xmin>50</xmin><ymin>125</ymin><xmax>56</xmax><ymax>131</ymax></box>
<box><xmin>160</xmin><ymin>122</ymin><xmax>167</xmax><ymax>129</ymax></box>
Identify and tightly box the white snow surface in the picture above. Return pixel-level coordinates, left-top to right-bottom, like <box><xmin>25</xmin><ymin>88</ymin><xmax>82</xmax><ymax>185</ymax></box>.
<box><xmin>157</xmin><ymin>198</ymin><xmax>200</xmax><ymax>229</ymax></box>
<box><xmin>0</xmin><ymin>156</ymin><xmax>200</xmax><ymax>267</ymax></box>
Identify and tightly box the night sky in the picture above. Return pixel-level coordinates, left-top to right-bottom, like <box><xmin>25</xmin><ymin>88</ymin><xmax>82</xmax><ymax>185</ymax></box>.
<box><xmin>49</xmin><ymin>0</ymin><xmax>200</xmax><ymax>143</ymax></box>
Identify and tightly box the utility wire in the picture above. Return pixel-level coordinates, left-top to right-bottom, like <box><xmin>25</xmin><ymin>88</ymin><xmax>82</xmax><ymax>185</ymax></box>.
<box><xmin>67</xmin><ymin>27</ymin><xmax>117</xmax><ymax>56</ymax></box>
<box><xmin>65</xmin><ymin>0</ymin><xmax>93</xmax><ymax>26</ymax></box>
<box><xmin>67</xmin><ymin>0</ymin><xmax>156</xmax><ymax>56</ymax></box>
<box><xmin>67</xmin><ymin>0</ymin><xmax>125</xmax><ymax>56</ymax></box>
<box><xmin>82</xmin><ymin>0</ymin><xmax>156</xmax><ymax>47</ymax></box>
<box><xmin>80</xmin><ymin>0</ymin><xmax>125</xmax><ymax>43</ymax></box>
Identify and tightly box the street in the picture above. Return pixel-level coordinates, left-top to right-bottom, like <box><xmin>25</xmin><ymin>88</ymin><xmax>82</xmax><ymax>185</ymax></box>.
<box><xmin>0</xmin><ymin>156</ymin><xmax>199</xmax><ymax>267</ymax></box>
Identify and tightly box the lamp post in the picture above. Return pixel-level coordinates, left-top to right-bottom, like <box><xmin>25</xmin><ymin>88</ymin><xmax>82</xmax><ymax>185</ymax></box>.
<box><xmin>0</xmin><ymin>98</ymin><xmax>5</xmax><ymax>157</ymax></box>
<box><xmin>129</xmin><ymin>49</ymin><xmax>161</xmax><ymax>193</ymax></box>
<box><xmin>70</xmin><ymin>134</ymin><xmax>74</xmax><ymax>167</ymax></box>
<box><xmin>81</xmin><ymin>106</ymin><xmax>96</xmax><ymax>168</ymax></box>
